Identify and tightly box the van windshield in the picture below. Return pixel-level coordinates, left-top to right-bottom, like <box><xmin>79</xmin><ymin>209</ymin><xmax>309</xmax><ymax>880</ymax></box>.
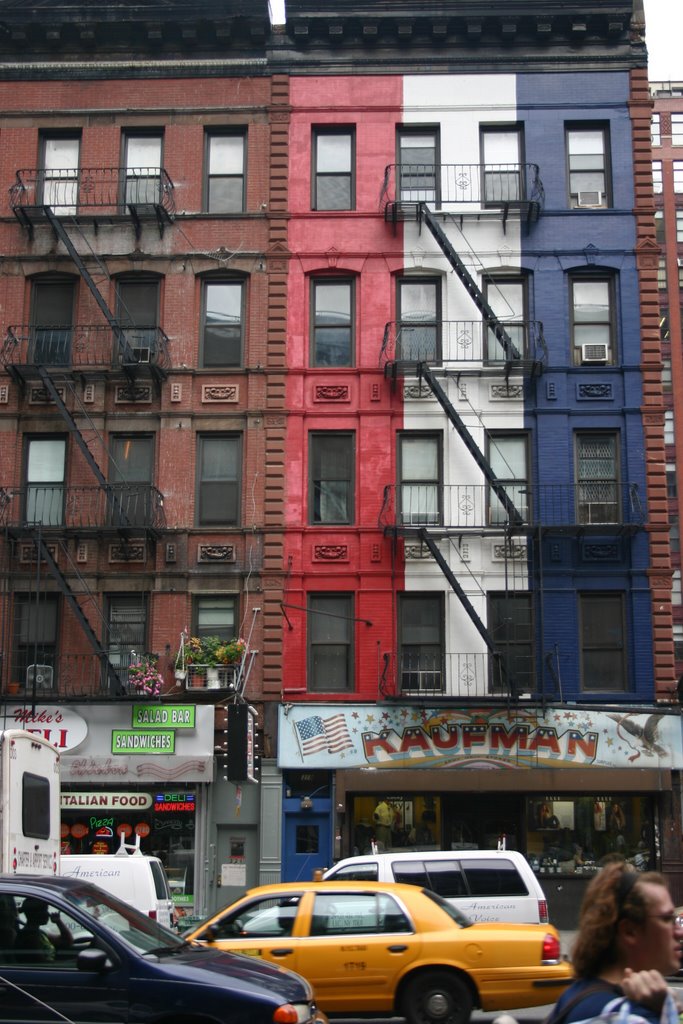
<box><xmin>421</xmin><ymin>888</ymin><xmax>473</xmax><ymax>928</ymax></box>
<box><xmin>60</xmin><ymin>882</ymin><xmax>183</xmax><ymax>954</ymax></box>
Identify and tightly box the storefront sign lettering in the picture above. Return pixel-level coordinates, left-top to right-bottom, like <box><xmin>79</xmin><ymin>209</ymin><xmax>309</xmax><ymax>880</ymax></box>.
<box><xmin>10</xmin><ymin>705</ymin><xmax>88</xmax><ymax>750</ymax></box>
<box><xmin>132</xmin><ymin>706</ymin><xmax>196</xmax><ymax>729</ymax></box>
<box><xmin>61</xmin><ymin>792</ymin><xmax>153</xmax><ymax>810</ymax></box>
<box><xmin>111</xmin><ymin>730</ymin><xmax>175</xmax><ymax>754</ymax></box>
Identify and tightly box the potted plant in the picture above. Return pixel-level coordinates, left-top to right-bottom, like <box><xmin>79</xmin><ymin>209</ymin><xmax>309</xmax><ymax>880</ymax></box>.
<box><xmin>127</xmin><ymin>653</ymin><xmax>163</xmax><ymax>697</ymax></box>
<box><xmin>183</xmin><ymin>636</ymin><xmax>207</xmax><ymax>688</ymax></box>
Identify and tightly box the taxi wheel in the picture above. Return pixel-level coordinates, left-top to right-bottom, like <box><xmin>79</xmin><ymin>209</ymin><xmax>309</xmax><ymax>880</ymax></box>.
<box><xmin>403</xmin><ymin>970</ymin><xmax>473</xmax><ymax>1024</ymax></box>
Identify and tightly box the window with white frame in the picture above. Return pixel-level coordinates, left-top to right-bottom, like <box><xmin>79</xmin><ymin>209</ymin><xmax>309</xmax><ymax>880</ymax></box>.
<box><xmin>658</xmin><ymin>258</ymin><xmax>667</xmax><ymax>290</ymax></box>
<box><xmin>123</xmin><ymin>132</ymin><xmax>163</xmax><ymax>206</ymax></box>
<box><xmin>483</xmin><ymin>276</ymin><xmax>527</xmax><ymax>362</ymax></box>
<box><xmin>481</xmin><ymin>126</ymin><xmax>523</xmax><ymax>203</ymax></box>
<box><xmin>673</xmin><ymin>570</ymin><xmax>682</xmax><ymax>606</ymax></box>
<box><xmin>398</xmin><ymin>433</ymin><xmax>441</xmax><ymax>526</ymax></box>
<box><xmin>40</xmin><ymin>134</ymin><xmax>80</xmax><ymax>213</ymax></box>
<box><xmin>205</xmin><ymin>131</ymin><xmax>246</xmax><ymax>213</ymax></box>
<box><xmin>652</xmin><ymin>161</ymin><xmax>663</xmax><ymax>194</ymax></box>
<box><xmin>397</xmin><ymin>278</ymin><xmax>440</xmax><ymax>361</ymax></box>
<box><xmin>674</xmin><ymin>161</ymin><xmax>683</xmax><ymax>193</ymax></box>
<box><xmin>665</xmin><ymin>409</ymin><xmax>675</xmax><ymax>446</ymax></box>
<box><xmin>24</xmin><ymin>436</ymin><xmax>66</xmax><ymax>527</ymax></box>
<box><xmin>566</xmin><ymin>124</ymin><xmax>610</xmax><ymax>207</ymax></box>
<box><xmin>677</xmin><ymin>210</ymin><xmax>683</xmax><ymax>242</ymax></box>
<box><xmin>651</xmin><ymin>113</ymin><xmax>661</xmax><ymax>147</ymax></box>
<box><xmin>487</xmin><ymin>433</ymin><xmax>529</xmax><ymax>525</ymax></box>
<box><xmin>663</xmin><ymin>359</ymin><xmax>672</xmax><ymax>394</ymax></box>
<box><xmin>674</xmin><ymin>623</ymin><xmax>683</xmax><ymax>662</ymax></box>
<box><xmin>672</xmin><ymin>113</ymin><xmax>683</xmax><ymax>146</ymax></box>
<box><xmin>398</xmin><ymin>128</ymin><xmax>439</xmax><ymax>203</ymax></box>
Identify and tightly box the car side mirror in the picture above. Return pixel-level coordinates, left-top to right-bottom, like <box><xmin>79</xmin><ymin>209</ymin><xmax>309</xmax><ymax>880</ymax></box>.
<box><xmin>203</xmin><ymin>924</ymin><xmax>217</xmax><ymax>943</ymax></box>
<box><xmin>77</xmin><ymin>948</ymin><xmax>113</xmax><ymax>973</ymax></box>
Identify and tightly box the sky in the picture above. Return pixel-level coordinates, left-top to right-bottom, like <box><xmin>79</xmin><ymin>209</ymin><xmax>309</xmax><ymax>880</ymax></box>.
<box><xmin>270</xmin><ymin>0</ymin><xmax>681</xmax><ymax>82</ymax></box>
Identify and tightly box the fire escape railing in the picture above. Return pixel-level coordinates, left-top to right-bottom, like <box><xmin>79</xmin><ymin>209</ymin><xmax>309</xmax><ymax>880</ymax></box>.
<box><xmin>0</xmin><ymin>484</ymin><xmax>166</xmax><ymax>534</ymax></box>
<box><xmin>10</xmin><ymin>166</ymin><xmax>175</xmax><ymax>222</ymax></box>
<box><xmin>1</xmin><ymin>324</ymin><xmax>170</xmax><ymax>375</ymax></box>
<box><xmin>379</xmin><ymin>319</ymin><xmax>547</xmax><ymax>371</ymax></box>
<box><xmin>380</xmin><ymin>162</ymin><xmax>544</xmax><ymax>218</ymax></box>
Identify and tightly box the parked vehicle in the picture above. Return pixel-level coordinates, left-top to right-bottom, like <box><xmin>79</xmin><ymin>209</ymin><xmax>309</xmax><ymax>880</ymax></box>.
<box><xmin>0</xmin><ymin>728</ymin><xmax>60</xmax><ymax>876</ymax></box>
<box><xmin>323</xmin><ymin>848</ymin><xmax>549</xmax><ymax>924</ymax></box>
<box><xmin>185</xmin><ymin>879</ymin><xmax>573</xmax><ymax>1024</ymax></box>
<box><xmin>0</xmin><ymin>874</ymin><xmax>324</xmax><ymax>1024</ymax></box>
<box><xmin>60</xmin><ymin>833</ymin><xmax>175</xmax><ymax>927</ymax></box>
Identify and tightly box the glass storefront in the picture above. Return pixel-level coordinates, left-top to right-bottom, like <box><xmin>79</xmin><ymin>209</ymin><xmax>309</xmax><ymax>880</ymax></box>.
<box><xmin>60</xmin><ymin>786</ymin><xmax>197</xmax><ymax>912</ymax></box>
<box><xmin>348</xmin><ymin>791</ymin><xmax>656</xmax><ymax>875</ymax></box>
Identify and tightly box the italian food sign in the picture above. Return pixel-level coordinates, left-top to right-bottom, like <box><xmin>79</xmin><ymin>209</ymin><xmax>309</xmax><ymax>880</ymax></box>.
<box><xmin>278</xmin><ymin>704</ymin><xmax>683</xmax><ymax>770</ymax></box>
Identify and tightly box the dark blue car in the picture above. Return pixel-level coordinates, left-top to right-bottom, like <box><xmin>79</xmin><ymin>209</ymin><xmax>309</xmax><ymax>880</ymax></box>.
<box><xmin>0</xmin><ymin>875</ymin><xmax>325</xmax><ymax>1024</ymax></box>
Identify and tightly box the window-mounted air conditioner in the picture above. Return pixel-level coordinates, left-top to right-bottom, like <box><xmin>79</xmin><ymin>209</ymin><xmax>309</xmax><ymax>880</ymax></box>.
<box><xmin>26</xmin><ymin>664</ymin><xmax>54</xmax><ymax>691</ymax></box>
<box><xmin>123</xmin><ymin>347</ymin><xmax>151</xmax><ymax>364</ymax></box>
<box><xmin>576</xmin><ymin>190</ymin><xmax>604</xmax><ymax>208</ymax></box>
<box><xmin>581</xmin><ymin>342</ymin><xmax>610</xmax><ymax>364</ymax></box>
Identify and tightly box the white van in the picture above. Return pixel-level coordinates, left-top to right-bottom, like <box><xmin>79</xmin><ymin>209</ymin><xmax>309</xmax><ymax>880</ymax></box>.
<box><xmin>59</xmin><ymin>835</ymin><xmax>175</xmax><ymax>929</ymax></box>
<box><xmin>323</xmin><ymin>848</ymin><xmax>548</xmax><ymax>924</ymax></box>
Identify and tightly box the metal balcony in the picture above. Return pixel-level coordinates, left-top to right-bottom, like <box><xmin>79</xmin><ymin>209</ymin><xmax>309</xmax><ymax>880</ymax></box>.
<box><xmin>379</xmin><ymin>482</ymin><xmax>645</xmax><ymax>534</ymax></box>
<box><xmin>1</xmin><ymin>653</ymin><xmax>158</xmax><ymax>702</ymax></box>
<box><xmin>9</xmin><ymin>166</ymin><xmax>175</xmax><ymax>237</ymax></box>
<box><xmin>380</xmin><ymin>162</ymin><xmax>544</xmax><ymax>224</ymax></box>
<box><xmin>380</xmin><ymin>319</ymin><xmax>547</xmax><ymax>376</ymax></box>
<box><xmin>1</xmin><ymin>324</ymin><xmax>170</xmax><ymax>381</ymax></box>
<box><xmin>0</xmin><ymin>484</ymin><xmax>166</xmax><ymax>535</ymax></box>
<box><xmin>380</xmin><ymin>651</ymin><xmax>527</xmax><ymax>702</ymax></box>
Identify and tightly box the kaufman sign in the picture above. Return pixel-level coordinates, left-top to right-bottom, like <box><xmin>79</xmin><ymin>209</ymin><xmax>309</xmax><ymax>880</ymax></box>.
<box><xmin>278</xmin><ymin>704</ymin><xmax>683</xmax><ymax>770</ymax></box>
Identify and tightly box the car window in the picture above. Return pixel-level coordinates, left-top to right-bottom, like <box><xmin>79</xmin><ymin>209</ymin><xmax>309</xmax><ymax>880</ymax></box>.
<box><xmin>460</xmin><ymin>859</ymin><xmax>529</xmax><ymax>896</ymax></box>
<box><xmin>0</xmin><ymin>895</ymin><xmax>95</xmax><ymax>969</ymax></box>
<box><xmin>206</xmin><ymin>896</ymin><xmax>302</xmax><ymax>940</ymax></box>
<box><xmin>48</xmin><ymin>883</ymin><xmax>184</xmax><ymax>954</ymax></box>
<box><xmin>328</xmin><ymin>863</ymin><xmax>379</xmax><ymax>882</ymax></box>
<box><xmin>421</xmin><ymin>888</ymin><xmax>473</xmax><ymax>927</ymax></box>
<box><xmin>423</xmin><ymin>861</ymin><xmax>468</xmax><ymax>898</ymax></box>
<box><xmin>310</xmin><ymin>892</ymin><xmax>411</xmax><ymax>936</ymax></box>
<box><xmin>391</xmin><ymin>860</ymin><xmax>430</xmax><ymax>888</ymax></box>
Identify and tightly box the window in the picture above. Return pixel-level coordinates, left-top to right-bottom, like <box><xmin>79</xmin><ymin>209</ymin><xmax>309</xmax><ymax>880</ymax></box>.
<box><xmin>40</xmin><ymin>134</ymin><xmax>80</xmax><ymax>213</ymax></box>
<box><xmin>674</xmin><ymin>571</ymin><xmax>682</xmax><ymax>607</ymax></box>
<box><xmin>484</xmin><ymin>276</ymin><xmax>527</xmax><ymax>362</ymax></box>
<box><xmin>579</xmin><ymin>592</ymin><xmax>626</xmax><ymax>691</ymax></box>
<box><xmin>398</xmin><ymin>433</ymin><xmax>440</xmax><ymax>526</ymax></box>
<box><xmin>116</xmin><ymin>276</ymin><xmax>160</xmax><ymax>364</ymax></box>
<box><xmin>194</xmin><ymin>596</ymin><xmax>238</xmax><ymax>641</ymax></box>
<box><xmin>107</xmin><ymin>595</ymin><xmax>147</xmax><ymax>690</ymax></box>
<box><xmin>201</xmin><ymin>279</ymin><xmax>244</xmax><ymax>367</ymax></box>
<box><xmin>575</xmin><ymin>432</ymin><xmax>619</xmax><ymax>525</ymax></box>
<box><xmin>109</xmin><ymin>435</ymin><xmax>154</xmax><ymax>527</ymax></box>
<box><xmin>665</xmin><ymin>410</ymin><xmax>675</xmax><ymax>446</ymax></box>
<box><xmin>310</xmin><ymin>892</ymin><xmax>409</xmax><ymax>936</ymax></box>
<box><xmin>398</xmin><ymin>128</ymin><xmax>439</xmax><ymax>203</ymax></box>
<box><xmin>393</xmin><ymin>860</ymin><xmax>467</xmax><ymax>898</ymax></box>
<box><xmin>311</xmin><ymin>279</ymin><xmax>353</xmax><ymax>366</ymax></box>
<box><xmin>652</xmin><ymin>161</ymin><xmax>663</xmax><ymax>194</ymax></box>
<box><xmin>461</xmin><ymin>857</ymin><xmax>529</xmax><ymax>897</ymax></box>
<box><xmin>29</xmin><ymin>276</ymin><xmax>76</xmax><ymax>365</ymax></box>
<box><xmin>207</xmin><ymin>895</ymin><xmax>302</xmax><ymax>941</ymax></box>
<box><xmin>570</xmin><ymin>275</ymin><xmax>614</xmax><ymax>365</ymax></box>
<box><xmin>654</xmin><ymin>211</ymin><xmax>665</xmax><ymax>244</ymax></box>
<box><xmin>566</xmin><ymin>125</ymin><xmax>610</xmax><ymax>207</ymax></box>
<box><xmin>670</xmin><ymin>515</ymin><xmax>680</xmax><ymax>554</ymax></box>
<box><xmin>487</xmin><ymin>433</ymin><xmax>528</xmax><ymax>524</ymax></box>
<box><xmin>481</xmin><ymin>126</ymin><xmax>523</xmax><ymax>203</ymax></box>
<box><xmin>488</xmin><ymin>594</ymin><xmax>534</xmax><ymax>695</ymax></box>
<box><xmin>313</xmin><ymin>128</ymin><xmax>354</xmax><ymax>210</ymax></box>
<box><xmin>196</xmin><ymin>435</ymin><xmax>240</xmax><ymax>526</ymax></box>
<box><xmin>674</xmin><ymin>624</ymin><xmax>683</xmax><ymax>663</ymax></box>
<box><xmin>674</xmin><ymin>161</ymin><xmax>683</xmax><ymax>193</ymax></box>
<box><xmin>663</xmin><ymin>359</ymin><xmax>672</xmax><ymax>394</ymax></box>
<box><xmin>672</xmin><ymin>113</ymin><xmax>683</xmax><ymax>146</ymax></box>
<box><xmin>651</xmin><ymin>113</ymin><xmax>661</xmax><ymax>147</ymax></box>
<box><xmin>667</xmin><ymin>465</ymin><xmax>678</xmax><ymax>498</ymax></box>
<box><xmin>399</xmin><ymin>593</ymin><xmax>443</xmax><ymax>694</ymax></box>
<box><xmin>24</xmin><ymin>436</ymin><xmax>66</xmax><ymax>526</ymax></box>
<box><xmin>677</xmin><ymin>210</ymin><xmax>683</xmax><ymax>242</ymax></box>
<box><xmin>205</xmin><ymin>131</ymin><xmax>245</xmax><ymax>213</ymax></box>
<box><xmin>12</xmin><ymin>595</ymin><xmax>58</xmax><ymax>694</ymax></box>
<box><xmin>307</xmin><ymin>593</ymin><xmax>353</xmax><ymax>692</ymax></box>
<box><xmin>397</xmin><ymin>278</ymin><xmax>440</xmax><ymax>361</ymax></box>
<box><xmin>123</xmin><ymin>133</ymin><xmax>163</xmax><ymax>206</ymax></box>
<box><xmin>309</xmin><ymin>433</ymin><xmax>354</xmax><ymax>524</ymax></box>
<box><xmin>658</xmin><ymin>258</ymin><xmax>667</xmax><ymax>290</ymax></box>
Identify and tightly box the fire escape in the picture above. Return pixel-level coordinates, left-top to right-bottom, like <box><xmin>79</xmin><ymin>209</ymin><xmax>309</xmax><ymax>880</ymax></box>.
<box><xmin>377</xmin><ymin>161</ymin><xmax>645</xmax><ymax>702</ymax></box>
<box><xmin>1</xmin><ymin>166</ymin><xmax>173</xmax><ymax>698</ymax></box>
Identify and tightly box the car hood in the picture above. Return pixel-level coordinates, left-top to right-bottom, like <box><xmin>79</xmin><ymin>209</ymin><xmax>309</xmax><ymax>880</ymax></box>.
<box><xmin>144</xmin><ymin>943</ymin><xmax>313</xmax><ymax>999</ymax></box>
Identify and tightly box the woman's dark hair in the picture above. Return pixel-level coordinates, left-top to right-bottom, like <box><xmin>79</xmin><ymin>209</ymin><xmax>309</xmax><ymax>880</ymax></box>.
<box><xmin>572</xmin><ymin>863</ymin><xmax>668</xmax><ymax>977</ymax></box>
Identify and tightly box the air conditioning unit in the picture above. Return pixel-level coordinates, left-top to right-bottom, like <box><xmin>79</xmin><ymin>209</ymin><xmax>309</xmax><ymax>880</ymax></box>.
<box><xmin>576</xmin><ymin>190</ymin><xmax>604</xmax><ymax>208</ymax></box>
<box><xmin>581</xmin><ymin>342</ymin><xmax>610</xmax><ymax>364</ymax></box>
<box><xmin>131</xmin><ymin>347</ymin><xmax>151</xmax><ymax>363</ymax></box>
<box><xmin>26</xmin><ymin>664</ymin><xmax>54</xmax><ymax>691</ymax></box>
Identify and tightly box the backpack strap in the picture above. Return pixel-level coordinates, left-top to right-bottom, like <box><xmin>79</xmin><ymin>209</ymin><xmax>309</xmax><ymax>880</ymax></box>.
<box><xmin>544</xmin><ymin>981</ymin><xmax>624</xmax><ymax>1024</ymax></box>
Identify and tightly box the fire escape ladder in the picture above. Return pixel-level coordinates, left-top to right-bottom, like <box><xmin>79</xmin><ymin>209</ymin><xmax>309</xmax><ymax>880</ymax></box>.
<box><xmin>42</xmin><ymin>207</ymin><xmax>137</xmax><ymax>369</ymax></box>
<box><xmin>419</xmin><ymin>205</ymin><xmax>521</xmax><ymax>362</ymax></box>
<box><xmin>417</xmin><ymin>364</ymin><xmax>526</xmax><ymax>527</ymax></box>
<box><xmin>36</xmin><ymin>367</ymin><xmax>131</xmax><ymax>530</ymax></box>
<box><xmin>33</xmin><ymin>535</ymin><xmax>124</xmax><ymax>693</ymax></box>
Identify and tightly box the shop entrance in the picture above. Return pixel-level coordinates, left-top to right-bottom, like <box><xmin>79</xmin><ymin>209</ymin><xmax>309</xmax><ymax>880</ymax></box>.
<box><xmin>214</xmin><ymin>826</ymin><xmax>258</xmax><ymax>913</ymax></box>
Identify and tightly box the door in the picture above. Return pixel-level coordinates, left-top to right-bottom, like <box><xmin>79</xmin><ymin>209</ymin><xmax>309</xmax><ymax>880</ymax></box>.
<box><xmin>213</xmin><ymin>827</ymin><xmax>259</xmax><ymax>914</ymax></box>
<box><xmin>109</xmin><ymin>435</ymin><xmax>154</xmax><ymax>526</ymax></box>
<box><xmin>283</xmin><ymin>813</ymin><xmax>331</xmax><ymax>883</ymax></box>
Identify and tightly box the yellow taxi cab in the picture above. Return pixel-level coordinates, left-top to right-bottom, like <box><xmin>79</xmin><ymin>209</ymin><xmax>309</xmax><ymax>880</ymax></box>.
<box><xmin>185</xmin><ymin>880</ymin><xmax>573</xmax><ymax>1024</ymax></box>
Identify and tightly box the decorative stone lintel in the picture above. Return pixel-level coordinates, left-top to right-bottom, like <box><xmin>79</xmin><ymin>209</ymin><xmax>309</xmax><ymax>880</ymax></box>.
<box><xmin>109</xmin><ymin>541</ymin><xmax>146</xmax><ymax>562</ymax></box>
<box><xmin>115</xmin><ymin>383</ymin><xmax>152</xmax><ymax>404</ymax></box>
<box><xmin>202</xmin><ymin>384</ymin><xmax>239</xmax><ymax>403</ymax></box>
<box><xmin>313</xmin><ymin>544</ymin><xmax>348</xmax><ymax>561</ymax></box>
<box><xmin>490</xmin><ymin>382</ymin><xmax>523</xmax><ymax>401</ymax></box>
<box><xmin>20</xmin><ymin>542</ymin><xmax>57</xmax><ymax>563</ymax></box>
<box><xmin>314</xmin><ymin>384</ymin><xmax>350</xmax><ymax>403</ymax></box>
<box><xmin>29</xmin><ymin>384</ymin><xmax>66</xmax><ymax>404</ymax></box>
<box><xmin>577</xmin><ymin>382</ymin><xmax>614</xmax><ymax>400</ymax></box>
<box><xmin>198</xmin><ymin>543</ymin><xmax>235</xmax><ymax>563</ymax></box>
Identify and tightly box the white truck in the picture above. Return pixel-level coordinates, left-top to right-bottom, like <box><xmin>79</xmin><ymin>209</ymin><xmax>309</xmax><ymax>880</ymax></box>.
<box><xmin>0</xmin><ymin>728</ymin><xmax>61</xmax><ymax>875</ymax></box>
